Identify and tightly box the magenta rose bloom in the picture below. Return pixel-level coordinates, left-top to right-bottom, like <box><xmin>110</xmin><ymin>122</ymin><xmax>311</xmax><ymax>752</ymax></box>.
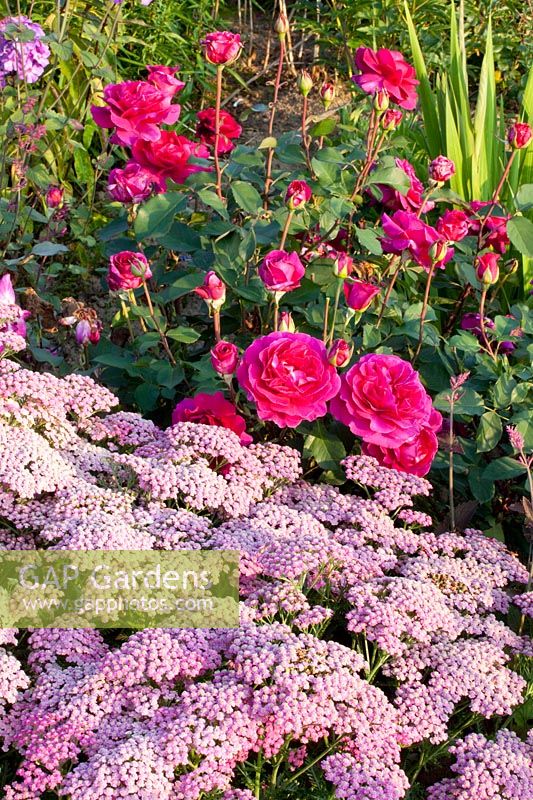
<box><xmin>108</xmin><ymin>162</ymin><xmax>157</xmax><ymax>204</ymax></box>
<box><xmin>344</xmin><ymin>280</ymin><xmax>380</xmax><ymax>311</ymax></box>
<box><xmin>508</xmin><ymin>122</ymin><xmax>532</xmax><ymax>149</ymax></box>
<box><xmin>352</xmin><ymin>47</ymin><xmax>419</xmax><ymax>110</ymax></box>
<box><xmin>195</xmin><ymin>108</ymin><xmax>242</xmax><ymax>154</ymax></box>
<box><xmin>258</xmin><ymin>250</ymin><xmax>305</xmax><ymax>294</ymax></box>
<box><xmin>237</xmin><ymin>332</ymin><xmax>341</xmax><ymax>428</ymax></box>
<box><xmin>107</xmin><ymin>251</ymin><xmax>152</xmax><ymax>291</ymax></box>
<box><xmin>210</xmin><ymin>340</ymin><xmax>239</xmax><ymax>375</ymax></box>
<box><xmin>429</xmin><ymin>155</ymin><xmax>455</xmax><ymax>183</ymax></box>
<box><xmin>460</xmin><ymin>312</ymin><xmax>495</xmax><ymax>338</ymax></box>
<box><xmin>381</xmin><ymin>211</ymin><xmax>453</xmax><ymax>271</ymax></box>
<box><xmin>285</xmin><ymin>180</ymin><xmax>312</xmax><ymax>210</ymax></box>
<box><xmin>91</xmin><ymin>80</ymin><xmax>181</xmax><ymax>147</ymax></box>
<box><xmin>172</xmin><ymin>391</ymin><xmax>252</xmax><ymax>444</ymax></box>
<box><xmin>330</xmin><ymin>353</ymin><xmax>434</xmax><ymax>447</ymax></box>
<box><xmin>132</xmin><ymin>132</ymin><xmax>210</xmax><ymax>191</ymax></box>
<box><xmin>363</xmin><ymin>423</ymin><xmax>439</xmax><ymax>477</ymax></box>
<box><xmin>436</xmin><ymin>209</ymin><xmax>469</xmax><ymax>242</ymax></box>
<box><xmin>377</xmin><ymin>158</ymin><xmax>434</xmax><ymax>214</ymax></box>
<box><xmin>202</xmin><ymin>31</ymin><xmax>242</xmax><ymax>65</ymax></box>
<box><xmin>146</xmin><ymin>65</ymin><xmax>185</xmax><ymax>97</ymax></box>
<box><xmin>468</xmin><ymin>201</ymin><xmax>510</xmax><ymax>254</ymax></box>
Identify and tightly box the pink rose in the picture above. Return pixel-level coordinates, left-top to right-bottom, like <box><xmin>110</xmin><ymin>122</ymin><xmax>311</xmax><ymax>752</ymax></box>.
<box><xmin>475</xmin><ymin>252</ymin><xmax>500</xmax><ymax>285</ymax></box>
<box><xmin>210</xmin><ymin>340</ymin><xmax>239</xmax><ymax>375</ymax></box>
<box><xmin>429</xmin><ymin>155</ymin><xmax>455</xmax><ymax>182</ymax></box>
<box><xmin>468</xmin><ymin>201</ymin><xmax>510</xmax><ymax>254</ymax></box>
<box><xmin>146</xmin><ymin>65</ymin><xmax>185</xmax><ymax>97</ymax></box>
<box><xmin>381</xmin><ymin>109</ymin><xmax>403</xmax><ymax>130</ymax></box>
<box><xmin>363</xmin><ymin>424</ymin><xmax>439</xmax><ymax>477</ymax></box>
<box><xmin>107</xmin><ymin>162</ymin><xmax>157</xmax><ymax>204</ymax></box>
<box><xmin>328</xmin><ymin>339</ymin><xmax>353</xmax><ymax>368</ymax></box>
<box><xmin>0</xmin><ymin>274</ymin><xmax>30</xmax><ymax>337</ymax></box>
<box><xmin>107</xmin><ymin>251</ymin><xmax>152</xmax><ymax>291</ymax></box>
<box><xmin>195</xmin><ymin>108</ymin><xmax>242</xmax><ymax>154</ymax></box>
<box><xmin>436</xmin><ymin>210</ymin><xmax>469</xmax><ymax>242</ymax></box>
<box><xmin>91</xmin><ymin>80</ymin><xmax>181</xmax><ymax>147</ymax></box>
<box><xmin>172</xmin><ymin>391</ymin><xmax>252</xmax><ymax>444</ymax></box>
<box><xmin>344</xmin><ymin>280</ymin><xmax>380</xmax><ymax>311</ymax></box>
<box><xmin>508</xmin><ymin>122</ymin><xmax>532</xmax><ymax>149</ymax></box>
<box><xmin>131</xmin><ymin>132</ymin><xmax>210</xmax><ymax>191</ymax></box>
<box><xmin>237</xmin><ymin>332</ymin><xmax>341</xmax><ymax>428</ymax></box>
<box><xmin>202</xmin><ymin>31</ymin><xmax>242</xmax><ymax>65</ymax></box>
<box><xmin>377</xmin><ymin>158</ymin><xmax>434</xmax><ymax>213</ymax></box>
<box><xmin>285</xmin><ymin>180</ymin><xmax>312</xmax><ymax>210</ymax></box>
<box><xmin>352</xmin><ymin>47</ymin><xmax>419</xmax><ymax>110</ymax></box>
<box><xmin>258</xmin><ymin>250</ymin><xmax>305</xmax><ymax>294</ymax></box>
<box><xmin>45</xmin><ymin>186</ymin><xmax>63</xmax><ymax>208</ymax></box>
<box><xmin>329</xmin><ymin>353</ymin><xmax>434</xmax><ymax>447</ymax></box>
<box><xmin>332</xmin><ymin>251</ymin><xmax>354</xmax><ymax>278</ymax></box>
<box><xmin>194</xmin><ymin>271</ymin><xmax>226</xmax><ymax>311</ymax></box>
<box><xmin>381</xmin><ymin>211</ymin><xmax>453</xmax><ymax>270</ymax></box>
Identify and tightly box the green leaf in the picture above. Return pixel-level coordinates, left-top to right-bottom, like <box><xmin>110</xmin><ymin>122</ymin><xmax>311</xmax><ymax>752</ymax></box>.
<box><xmin>134</xmin><ymin>193</ymin><xmax>185</xmax><ymax>239</ymax></box>
<box><xmin>511</xmin><ymin>382</ymin><xmax>532</xmax><ymax>405</ymax></box>
<box><xmin>166</xmin><ymin>327</ymin><xmax>200</xmax><ymax>343</ymax></box>
<box><xmin>507</xmin><ymin>216</ymin><xmax>533</xmax><ymax>257</ymax></box>
<box><xmin>483</xmin><ymin>456</ymin><xmax>527</xmax><ymax>481</ymax></box>
<box><xmin>49</xmin><ymin>39</ymin><xmax>73</xmax><ymax>61</ymax></box>
<box><xmin>354</xmin><ymin>227</ymin><xmax>382</xmax><ymax>255</ymax></box>
<box><xmin>367</xmin><ymin>166</ymin><xmax>410</xmax><ymax>194</ymax></box>
<box><xmin>231</xmin><ymin>181</ymin><xmax>263</xmax><ymax>214</ymax></box>
<box><xmin>476</xmin><ymin>411</ymin><xmax>502</xmax><ymax>452</ymax></box>
<box><xmin>303</xmin><ymin>420</ymin><xmax>346</xmax><ymax>471</ymax></box>
<box><xmin>158</xmin><ymin>273</ymin><xmax>204</xmax><ymax>303</ymax></box>
<box><xmin>134</xmin><ymin>383</ymin><xmax>160</xmax><ymax>412</ymax></box>
<box><xmin>515</xmin><ymin>184</ymin><xmax>533</xmax><ymax>210</ymax></box>
<box><xmin>73</xmin><ymin>146</ymin><xmax>94</xmax><ymax>193</ymax></box>
<box><xmin>434</xmin><ymin>387</ymin><xmax>484</xmax><ymax>416</ymax></box>
<box><xmin>197</xmin><ymin>188</ymin><xmax>229</xmax><ymax>218</ymax></box>
<box><xmin>93</xmin><ymin>353</ymin><xmax>135</xmax><ymax>368</ymax></box>
<box><xmin>31</xmin><ymin>242</ymin><xmax>68</xmax><ymax>257</ymax></box>
<box><xmin>309</xmin><ymin>117</ymin><xmax>337</xmax><ymax>138</ymax></box>
<box><xmin>468</xmin><ymin>467</ymin><xmax>495</xmax><ymax>503</ymax></box>
<box><xmin>491</xmin><ymin>375</ymin><xmax>517</xmax><ymax>408</ymax></box>
<box><xmin>258</xmin><ymin>136</ymin><xmax>277</xmax><ymax>149</ymax></box>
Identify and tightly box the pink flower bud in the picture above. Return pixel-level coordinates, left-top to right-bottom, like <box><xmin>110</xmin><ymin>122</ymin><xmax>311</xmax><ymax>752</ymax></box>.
<box><xmin>194</xmin><ymin>271</ymin><xmax>226</xmax><ymax>311</ymax></box>
<box><xmin>46</xmin><ymin>186</ymin><xmax>63</xmax><ymax>208</ymax></box>
<box><xmin>274</xmin><ymin>12</ymin><xmax>289</xmax><ymax>37</ymax></box>
<box><xmin>201</xmin><ymin>31</ymin><xmax>242</xmax><ymax>66</ymax></box>
<box><xmin>506</xmin><ymin>425</ymin><xmax>525</xmax><ymax>452</ymax></box>
<box><xmin>381</xmin><ymin>109</ymin><xmax>403</xmax><ymax>130</ymax></box>
<box><xmin>108</xmin><ymin>252</ymin><xmax>152</xmax><ymax>291</ymax></box>
<box><xmin>319</xmin><ymin>82</ymin><xmax>335</xmax><ymax>110</ymax></box>
<box><xmin>297</xmin><ymin>70</ymin><xmax>313</xmax><ymax>97</ymax></box>
<box><xmin>429</xmin><ymin>155</ymin><xmax>455</xmax><ymax>183</ymax></box>
<box><xmin>278</xmin><ymin>311</ymin><xmax>296</xmax><ymax>332</ymax></box>
<box><xmin>343</xmin><ymin>279</ymin><xmax>380</xmax><ymax>311</ymax></box>
<box><xmin>75</xmin><ymin>320</ymin><xmax>91</xmax><ymax>345</ymax></box>
<box><xmin>475</xmin><ymin>252</ymin><xmax>500</xmax><ymax>286</ymax></box>
<box><xmin>508</xmin><ymin>122</ymin><xmax>532</xmax><ymax>150</ymax></box>
<box><xmin>429</xmin><ymin>239</ymin><xmax>449</xmax><ymax>263</ymax></box>
<box><xmin>332</xmin><ymin>252</ymin><xmax>354</xmax><ymax>279</ymax></box>
<box><xmin>328</xmin><ymin>339</ymin><xmax>353</xmax><ymax>368</ymax></box>
<box><xmin>374</xmin><ymin>88</ymin><xmax>389</xmax><ymax>112</ymax></box>
<box><xmin>285</xmin><ymin>180</ymin><xmax>312</xmax><ymax>210</ymax></box>
<box><xmin>210</xmin><ymin>340</ymin><xmax>239</xmax><ymax>376</ymax></box>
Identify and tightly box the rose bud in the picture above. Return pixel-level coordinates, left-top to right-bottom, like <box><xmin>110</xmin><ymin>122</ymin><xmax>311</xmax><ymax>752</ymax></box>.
<box><xmin>45</xmin><ymin>186</ymin><xmax>64</xmax><ymax>208</ymax></box>
<box><xmin>343</xmin><ymin>279</ymin><xmax>380</xmax><ymax>311</ymax></box>
<box><xmin>374</xmin><ymin>88</ymin><xmax>389</xmax><ymax>113</ymax></box>
<box><xmin>274</xmin><ymin>12</ymin><xmax>289</xmax><ymax>37</ymax></box>
<box><xmin>278</xmin><ymin>311</ymin><xmax>296</xmax><ymax>332</ymax></box>
<box><xmin>429</xmin><ymin>239</ymin><xmax>449</xmax><ymax>264</ymax></box>
<box><xmin>258</xmin><ymin>250</ymin><xmax>305</xmax><ymax>296</ymax></box>
<box><xmin>328</xmin><ymin>338</ymin><xmax>353</xmax><ymax>368</ymax></box>
<box><xmin>429</xmin><ymin>155</ymin><xmax>455</xmax><ymax>183</ymax></box>
<box><xmin>210</xmin><ymin>340</ymin><xmax>239</xmax><ymax>376</ymax></box>
<box><xmin>194</xmin><ymin>270</ymin><xmax>226</xmax><ymax>311</ymax></box>
<box><xmin>201</xmin><ymin>31</ymin><xmax>242</xmax><ymax>66</ymax></box>
<box><xmin>332</xmin><ymin>252</ymin><xmax>354</xmax><ymax>279</ymax></box>
<box><xmin>108</xmin><ymin>251</ymin><xmax>152</xmax><ymax>291</ymax></box>
<box><xmin>508</xmin><ymin>122</ymin><xmax>532</xmax><ymax>150</ymax></box>
<box><xmin>381</xmin><ymin>109</ymin><xmax>403</xmax><ymax>130</ymax></box>
<box><xmin>75</xmin><ymin>320</ymin><xmax>91</xmax><ymax>346</ymax></box>
<box><xmin>320</xmin><ymin>81</ymin><xmax>335</xmax><ymax>110</ymax></box>
<box><xmin>436</xmin><ymin>209</ymin><xmax>469</xmax><ymax>242</ymax></box>
<box><xmin>108</xmin><ymin>162</ymin><xmax>155</xmax><ymax>204</ymax></box>
<box><xmin>297</xmin><ymin>70</ymin><xmax>313</xmax><ymax>97</ymax></box>
<box><xmin>285</xmin><ymin>180</ymin><xmax>312</xmax><ymax>210</ymax></box>
<box><xmin>475</xmin><ymin>252</ymin><xmax>500</xmax><ymax>286</ymax></box>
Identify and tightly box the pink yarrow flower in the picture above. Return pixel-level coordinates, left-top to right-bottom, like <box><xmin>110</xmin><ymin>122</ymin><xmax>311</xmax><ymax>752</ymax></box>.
<box><xmin>172</xmin><ymin>391</ymin><xmax>251</xmax><ymax>444</ymax></box>
<box><xmin>352</xmin><ymin>47</ymin><xmax>419</xmax><ymax>110</ymax></box>
<box><xmin>381</xmin><ymin>210</ymin><xmax>453</xmax><ymax>270</ymax></box>
<box><xmin>237</xmin><ymin>331</ymin><xmax>341</xmax><ymax>428</ymax></box>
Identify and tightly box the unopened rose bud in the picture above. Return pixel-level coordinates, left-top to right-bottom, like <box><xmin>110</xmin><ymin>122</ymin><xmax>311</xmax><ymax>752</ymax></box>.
<box><xmin>274</xmin><ymin>12</ymin><xmax>289</xmax><ymax>38</ymax></box>
<box><xmin>332</xmin><ymin>252</ymin><xmax>353</xmax><ymax>279</ymax></box>
<box><xmin>210</xmin><ymin>340</ymin><xmax>239</xmax><ymax>376</ymax></box>
<box><xmin>381</xmin><ymin>109</ymin><xmax>403</xmax><ymax>131</ymax></box>
<box><xmin>429</xmin><ymin>239</ymin><xmax>449</xmax><ymax>263</ymax></box>
<box><xmin>278</xmin><ymin>311</ymin><xmax>296</xmax><ymax>332</ymax></box>
<box><xmin>475</xmin><ymin>252</ymin><xmax>500</xmax><ymax>286</ymax></box>
<box><xmin>46</xmin><ymin>186</ymin><xmax>64</xmax><ymax>208</ymax></box>
<box><xmin>75</xmin><ymin>320</ymin><xmax>91</xmax><ymax>346</ymax></box>
<box><xmin>194</xmin><ymin>270</ymin><xmax>226</xmax><ymax>312</ymax></box>
<box><xmin>508</xmin><ymin>122</ymin><xmax>532</xmax><ymax>150</ymax></box>
<box><xmin>285</xmin><ymin>179</ymin><xmax>312</xmax><ymax>210</ymax></box>
<box><xmin>504</xmin><ymin>258</ymin><xmax>518</xmax><ymax>275</ymax></box>
<box><xmin>319</xmin><ymin>81</ymin><xmax>335</xmax><ymax>110</ymax></box>
<box><xmin>297</xmin><ymin>70</ymin><xmax>313</xmax><ymax>97</ymax></box>
<box><xmin>374</xmin><ymin>89</ymin><xmax>389</xmax><ymax>113</ymax></box>
<box><xmin>429</xmin><ymin>155</ymin><xmax>455</xmax><ymax>183</ymax></box>
<box><xmin>328</xmin><ymin>339</ymin><xmax>353</xmax><ymax>368</ymax></box>
<box><xmin>343</xmin><ymin>279</ymin><xmax>380</xmax><ymax>311</ymax></box>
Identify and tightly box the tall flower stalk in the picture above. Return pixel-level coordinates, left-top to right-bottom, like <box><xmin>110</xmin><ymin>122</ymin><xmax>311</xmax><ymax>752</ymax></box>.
<box><xmin>213</xmin><ymin>65</ymin><xmax>224</xmax><ymax>200</ymax></box>
<box><xmin>447</xmin><ymin>373</ymin><xmax>470</xmax><ymax>531</ymax></box>
<box><xmin>263</xmin><ymin>14</ymin><xmax>288</xmax><ymax>206</ymax></box>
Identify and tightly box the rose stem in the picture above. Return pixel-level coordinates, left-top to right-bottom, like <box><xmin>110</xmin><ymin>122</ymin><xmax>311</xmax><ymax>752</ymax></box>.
<box><xmin>413</xmin><ymin>261</ymin><xmax>437</xmax><ymax>362</ymax></box>
<box><xmin>478</xmin><ymin>286</ymin><xmax>497</xmax><ymax>361</ymax></box>
<box><xmin>376</xmin><ymin>255</ymin><xmax>401</xmax><ymax>327</ymax></box>
<box><xmin>301</xmin><ymin>93</ymin><xmax>312</xmax><ymax>172</ymax></box>
<box><xmin>279</xmin><ymin>209</ymin><xmax>294</xmax><ymax>250</ymax></box>
<box><xmin>328</xmin><ymin>279</ymin><xmax>343</xmax><ymax>345</ymax></box>
<box><xmin>214</xmin><ymin>65</ymin><xmax>225</xmax><ymax>201</ymax></box>
<box><xmin>323</xmin><ymin>296</ymin><xmax>330</xmax><ymax>343</ymax></box>
<box><xmin>263</xmin><ymin>34</ymin><xmax>286</xmax><ymax>207</ymax></box>
<box><xmin>142</xmin><ymin>282</ymin><xmax>177</xmax><ymax>365</ymax></box>
<box><xmin>213</xmin><ymin>308</ymin><xmax>222</xmax><ymax>342</ymax></box>
<box><xmin>128</xmin><ymin>290</ymin><xmax>147</xmax><ymax>332</ymax></box>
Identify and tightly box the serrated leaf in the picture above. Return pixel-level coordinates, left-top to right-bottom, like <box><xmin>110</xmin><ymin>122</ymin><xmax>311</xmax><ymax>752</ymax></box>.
<box><xmin>134</xmin><ymin>193</ymin><xmax>185</xmax><ymax>239</ymax></box>
<box><xmin>231</xmin><ymin>181</ymin><xmax>263</xmax><ymax>214</ymax></box>
<box><xmin>507</xmin><ymin>216</ymin><xmax>533</xmax><ymax>257</ymax></box>
<box><xmin>166</xmin><ymin>327</ymin><xmax>200</xmax><ymax>343</ymax></box>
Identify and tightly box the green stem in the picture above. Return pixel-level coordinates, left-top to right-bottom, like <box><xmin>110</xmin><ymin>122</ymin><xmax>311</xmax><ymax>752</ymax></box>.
<box><xmin>279</xmin><ymin>210</ymin><xmax>294</xmax><ymax>250</ymax></box>
<box><xmin>328</xmin><ymin>280</ymin><xmax>343</xmax><ymax>345</ymax></box>
<box><xmin>413</xmin><ymin>260</ymin><xmax>437</xmax><ymax>362</ymax></box>
<box><xmin>142</xmin><ymin>282</ymin><xmax>176</xmax><ymax>365</ymax></box>
<box><xmin>254</xmin><ymin>749</ymin><xmax>263</xmax><ymax>799</ymax></box>
<box><xmin>264</xmin><ymin>36</ymin><xmax>286</xmax><ymax>207</ymax></box>
<box><xmin>214</xmin><ymin>65</ymin><xmax>224</xmax><ymax>200</ymax></box>
<box><xmin>286</xmin><ymin>737</ymin><xmax>342</xmax><ymax>785</ymax></box>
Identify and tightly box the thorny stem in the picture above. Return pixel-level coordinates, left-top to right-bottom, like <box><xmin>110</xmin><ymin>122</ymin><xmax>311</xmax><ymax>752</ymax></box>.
<box><xmin>327</xmin><ymin>279</ymin><xmax>343</xmax><ymax>345</ymax></box>
<box><xmin>263</xmin><ymin>36</ymin><xmax>286</xmax><ymax>207</ymax></box>
<box><xmin>414</xmin><ymin>261</ymin><xmax>437</xmax><ymax>361</ymax></box>
<box><xmin>273</xmin><ymin>298</ymin><xmax>279</xmax><ymax>332</ymax></box>
<box><xmin>301</xmin><ymin>94</ymin><xmax>312</xmax><ymax>172</ymax></box>
<box><xmin>128</xmin><ymin>290</ymin><xmax>147</xmax><ymax>332</ymax></box>
<box><xmin>477</xmin><ymin>150</ymin><xmax>517</xmax><ymax>249</ymax></box>
<box><xmin>323</xmin><ymin>296</ymin><xmax>330</xmax><ymax>343</ymax></box>
<box><xmin>479</xmin><ymin>287</ymin><xmax>497</xmax><ymax>361</ymax></box>
<box><xmin>376</xmin><ymin>255</ymin><xmax>401</xmax><ymax>327</ymax></box>
<box><xmin>351</xmin><ymin>109</ymin><xmax>379</xmax><ymax>201</ymax></box>
<box><xmin>214</xmin><ymin>66</ymin><xmax>224</xmax><ymax>200</ymax></box>
<box><xmin>279</xmin><ymin>209</ymin><xmax>293</xmax><ymax>250</ymax></box>
<box><xmin>142</xmin><ymin>282</ymin><xmax>177</xmax><ymax>365</ymax></box>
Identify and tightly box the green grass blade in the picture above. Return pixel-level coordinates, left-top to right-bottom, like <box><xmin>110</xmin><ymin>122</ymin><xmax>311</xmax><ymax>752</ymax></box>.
<box><xmin>472</xmin><ymin>16</ymin><xmax>497</xmax><ymax>199</ymax></box>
